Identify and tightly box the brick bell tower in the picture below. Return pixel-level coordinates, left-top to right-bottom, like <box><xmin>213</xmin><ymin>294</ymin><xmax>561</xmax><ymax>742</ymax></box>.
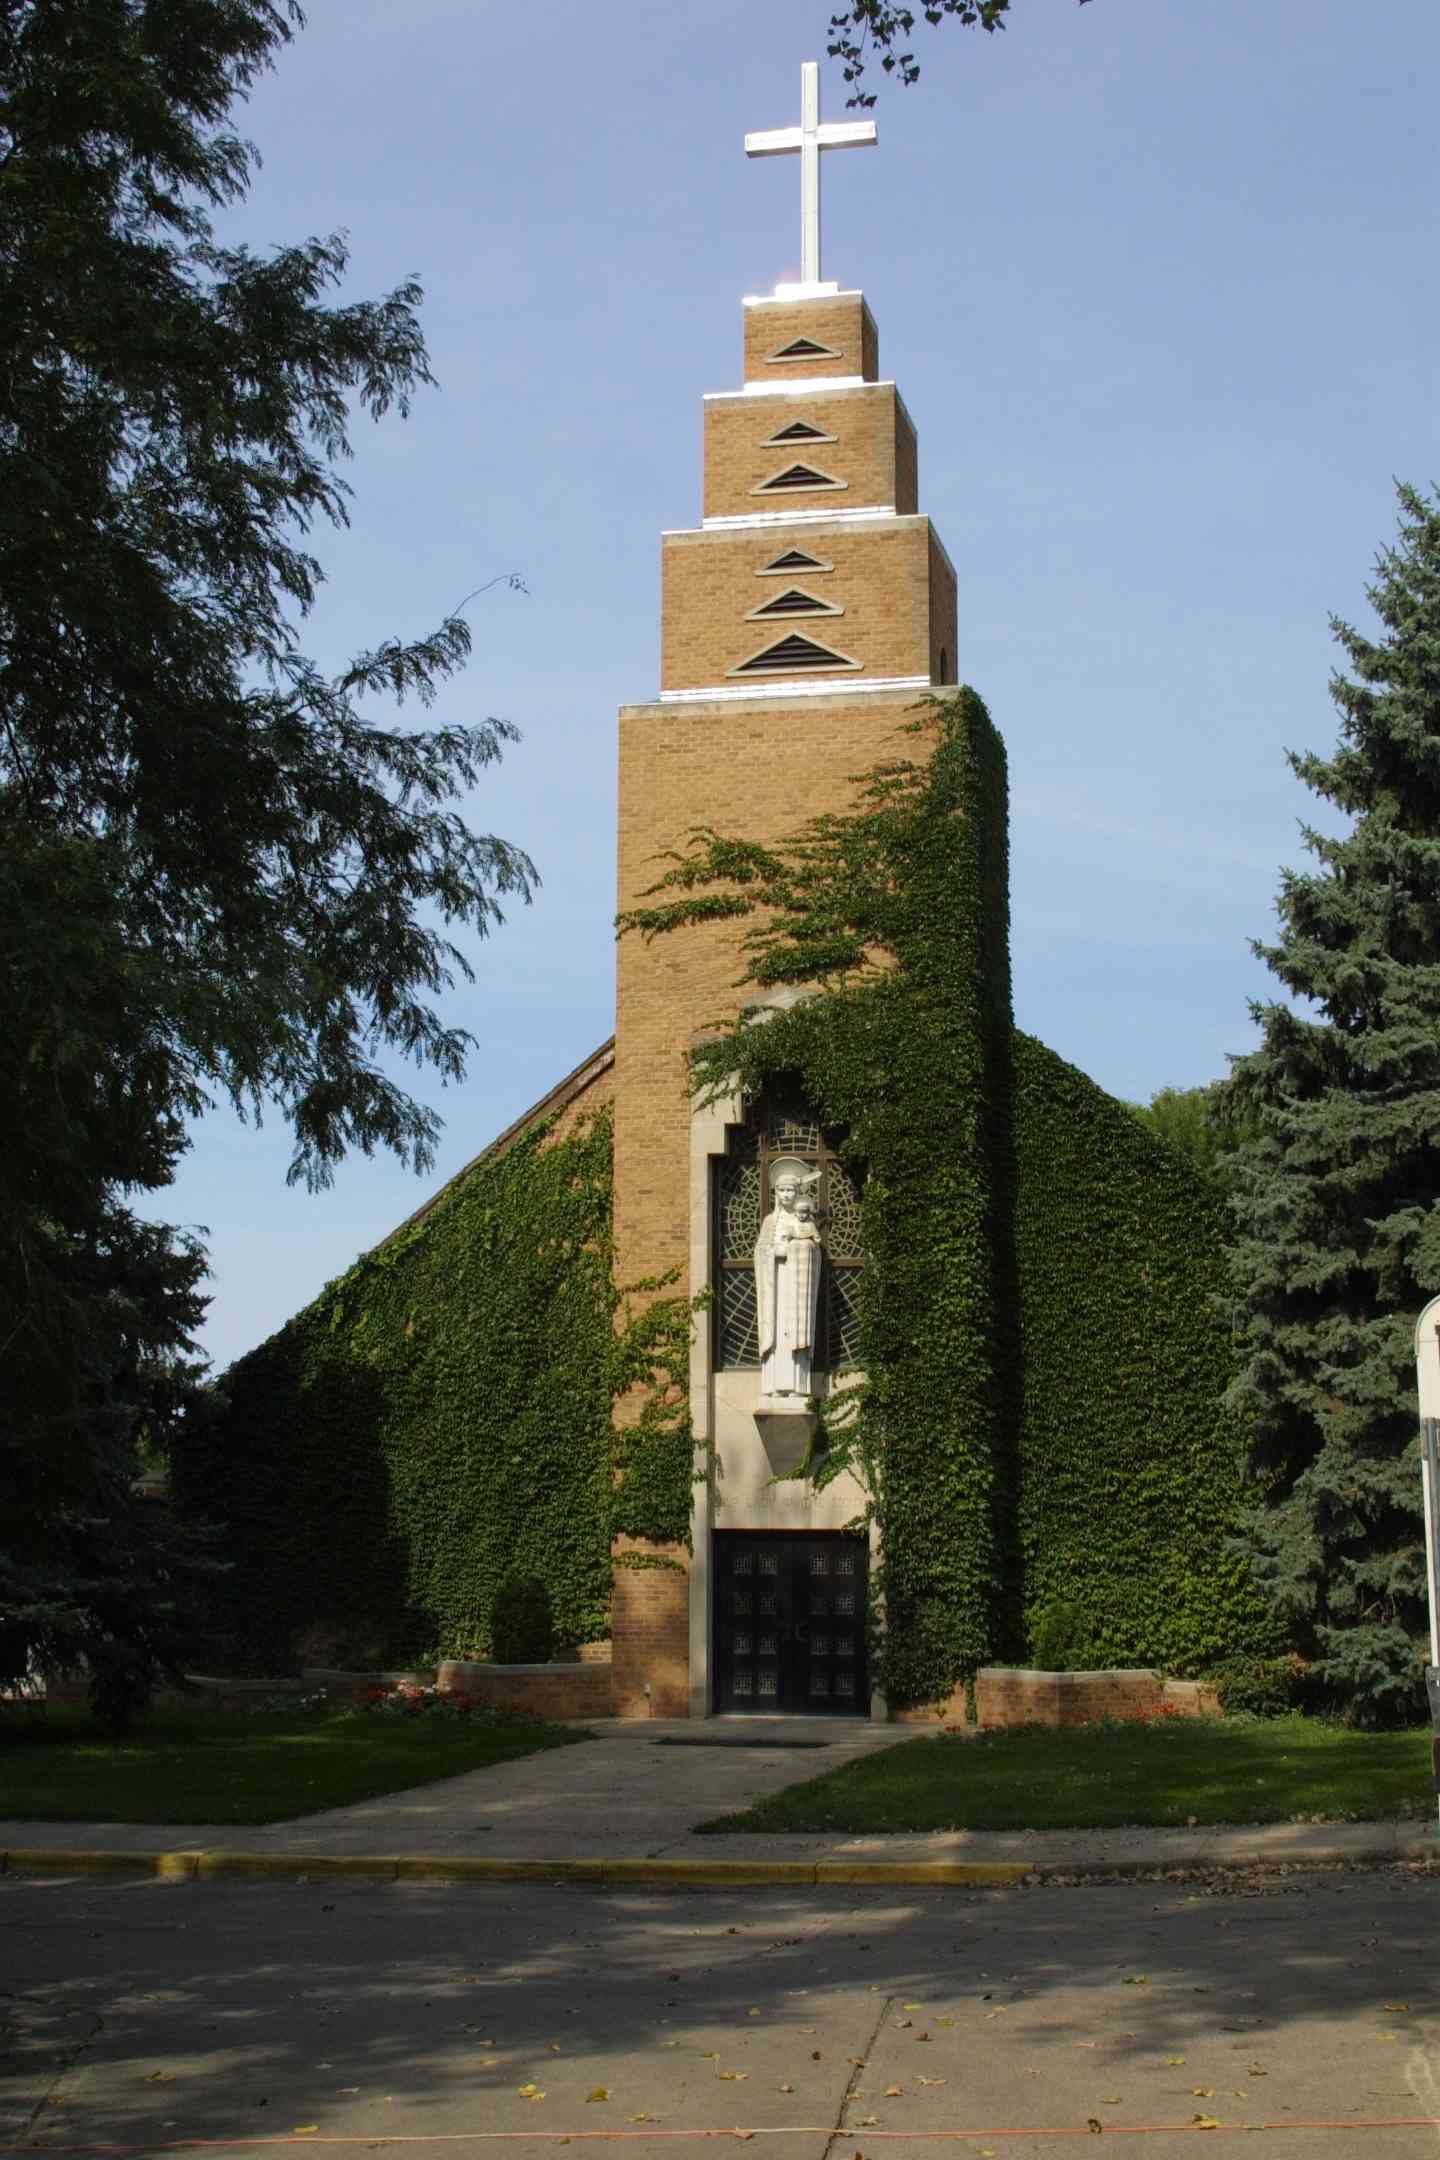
<box><xmin>611</xmin><ymin>65</ymin><xmax>958</xmax><ymax>1720</ymax></box>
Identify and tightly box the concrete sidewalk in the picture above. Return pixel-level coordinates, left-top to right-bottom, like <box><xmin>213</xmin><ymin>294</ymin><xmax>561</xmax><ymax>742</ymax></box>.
<box><xmin>3</xmin><ymin>1716</ymin><xmax>1436</xmax><ymax>1883</ymax></box>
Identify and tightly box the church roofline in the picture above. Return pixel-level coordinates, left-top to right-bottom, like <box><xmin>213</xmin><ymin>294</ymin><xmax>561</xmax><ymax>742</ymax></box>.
<box><xmin>378</xmin><ymin>1036</ymin><xmax>616</xmax><ymax>1249</ymax></box>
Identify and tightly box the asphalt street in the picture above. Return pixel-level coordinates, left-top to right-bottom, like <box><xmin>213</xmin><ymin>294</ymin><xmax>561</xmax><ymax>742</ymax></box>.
<box><xmin>3</xmin><ymin>1868</ymin><xmax>1437</xmax><ymax>2159</ymax></box>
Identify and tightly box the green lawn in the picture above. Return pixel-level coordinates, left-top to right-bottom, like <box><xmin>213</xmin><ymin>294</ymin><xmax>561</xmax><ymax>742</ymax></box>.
<box><xmin>0</xmin><ymin>1707</ymin><xmax>589</xmax><ymax>1825</ymax></box>
<box><xmin>696</xmin><ymin>1715</ymin><xmax>1436</xmax><ymax>1835</ymax></box>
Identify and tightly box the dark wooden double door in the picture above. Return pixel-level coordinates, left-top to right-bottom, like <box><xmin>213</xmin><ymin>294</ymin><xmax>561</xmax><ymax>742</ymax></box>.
<box><xmin>713</xmin><ymin>1532</ymin><xmax>869</xmax><ymax>1715</ymax></box>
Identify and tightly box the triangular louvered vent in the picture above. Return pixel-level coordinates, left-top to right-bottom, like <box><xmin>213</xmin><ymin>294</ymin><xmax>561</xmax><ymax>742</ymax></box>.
<box><xmin>771</xmin><ymin>336</ymin><xmax>840</xmax><ymax>360</ymax></box>
<box><xmin>732</xmin><ymin>633</ymin><xmax>857</xmax><ymax>675</ymax></box>
<box><xmin>758</xmin><ymin>462</ymin><xmax>841</xmax><ymax>492</ymax></box>
<box><xmin>761</xmin><ymin>548</ymin><xmax>827</xmax><ymax>574</ymax></box>
<box><xmin>765</xmin><ymin>419</ymin><xmax>831</xmax><ymax>444</ymax></box>
<box><xmin>751</xmin><ymin>587</ymin><xmax>837</xmax><ymax>619</ymax></box>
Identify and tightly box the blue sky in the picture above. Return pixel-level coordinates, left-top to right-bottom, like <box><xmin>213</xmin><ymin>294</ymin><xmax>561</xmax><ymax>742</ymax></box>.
<box><xmin>155</xmin><ymin>0</ymin><xmax>1440</xmax><ymax>1369</ymax></box>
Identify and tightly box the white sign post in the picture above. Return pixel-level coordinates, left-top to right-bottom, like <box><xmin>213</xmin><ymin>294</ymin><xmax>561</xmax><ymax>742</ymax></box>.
<box><xmin>1412</xmin><ymin>1297</ymin><xmax>1440</xmax><ymax>1670</ymax></box>
<box><xmin>1412</xmin><ymin>1300</ymin><xmax>1440</xmax><ymax>1829</ymax></box>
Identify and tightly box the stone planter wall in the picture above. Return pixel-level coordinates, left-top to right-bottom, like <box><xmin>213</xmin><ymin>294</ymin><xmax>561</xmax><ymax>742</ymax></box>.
<box><xmin>437</xmin><ymin>1659</ymin><xmax>612</xmax><ymax>1721</ymax></box>
<box><xmin>43</xmin><ymin>1660</ymin><xmax>616</xmax><ymax>1721</ymax></box>
<box><xmin>975</xmin><ymin>1667</ymin><xmax>1220</xmax><ymax>1729</ymax></box>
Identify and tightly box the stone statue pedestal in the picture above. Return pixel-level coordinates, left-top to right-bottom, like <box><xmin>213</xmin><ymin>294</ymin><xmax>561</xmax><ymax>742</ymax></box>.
<box><xmin>754</xmin><ymin>1401</ymin><xmax>816</xmax><ymax>1473</ymax></box>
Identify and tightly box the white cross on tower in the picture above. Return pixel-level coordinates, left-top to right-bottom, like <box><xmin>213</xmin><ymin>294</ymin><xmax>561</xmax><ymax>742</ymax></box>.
<box><xmin>745</xmin><ymin>62</ymin><xmax>877</xmax><ymax>292</ymax></box>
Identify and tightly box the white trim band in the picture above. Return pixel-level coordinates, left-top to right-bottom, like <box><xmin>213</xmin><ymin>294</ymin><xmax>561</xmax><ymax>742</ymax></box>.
<box><xmin>659</xmin><ymin>673</ymin><xmax>933</xmax><ymax>706</ymax></box>
<box><xmin>701</xmin><ymin>504</ymin><xmax>896</xmax><ymax>532</ymax></box>
<box><xmin>736</xmin><ymin>374</ymin><xmax>866</xmax><ymax>397</ymax></box>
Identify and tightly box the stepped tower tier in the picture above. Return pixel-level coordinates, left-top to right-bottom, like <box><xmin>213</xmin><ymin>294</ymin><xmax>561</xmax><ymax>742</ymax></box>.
<box><xmin>660</xmin><ymin>290</ymin><xmax>956</xmax><ymax>697</ymax></box>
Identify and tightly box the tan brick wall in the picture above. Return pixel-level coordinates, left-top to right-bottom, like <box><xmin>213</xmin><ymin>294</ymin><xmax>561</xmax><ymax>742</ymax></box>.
<box><xmin>615</xmin><ymin>688</ymin><xmax>922</xmax><ymax>1304</ymax></box>
<box><xmin>743</xmin><ymin>292</ymin><xmax>877</xmax><ymax>383</ymax></box>
<box><xmin>436</xmin><ymin>1660</ymin><xmax>613</xmax><ymax>1722</ymax></box>
<box><xmin>975</xmin><ymin>1667</ymin><xmax>1167</xmax><ymax>1729</ymax></box>
<box><xmin>610</xmin><ymin>1539</ymin><xmax>690</xmax><ymax>1717</ymax></box>
<box><xmin>661</xmin><ymin>518</ymin><xmax>940</xmax><ymax>691</ymax></box>
<box><xmin>894</xmin><ymin>401</ymin><xmax>918</xmax><ymax>517</ymax></box>
<box><xmin>860</xmin><ymin>303</ymin><xmax>879</xmax><ymax>385</ymax></box>
<box><xmin>702</xmin><ymin>384</ymin><xmax>906</xmax><ymax>522</ymax></box>
<box><xmin>928</xmin><ymin>529</ymin><xmax>958</xmax><ymax>684</ymax></box>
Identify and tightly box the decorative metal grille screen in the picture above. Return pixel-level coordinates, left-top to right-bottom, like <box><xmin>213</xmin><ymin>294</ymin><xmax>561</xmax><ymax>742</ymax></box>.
<box><xmin>714</xmin><ymin>1094</ymin><xmax>863</xmax><ymax>1371</ymax></box>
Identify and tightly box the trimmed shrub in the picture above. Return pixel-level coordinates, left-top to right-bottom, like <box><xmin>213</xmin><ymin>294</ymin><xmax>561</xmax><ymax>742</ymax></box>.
<box><xmin>490</xmin><ymin>1575</ymin><xmax>555</xmax><ymax>1666</ymax></box>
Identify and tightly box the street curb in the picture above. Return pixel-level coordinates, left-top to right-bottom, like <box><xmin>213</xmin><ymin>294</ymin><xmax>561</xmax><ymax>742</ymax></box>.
<box><xmin>4</xmin><ymin>1839</ymin><xmax>1435</xmax><ymax>1889</ymax></box>
<box><xmin>0</xmin><ymin>1848</ymin><xmax>1034</xmax><ymax>1887</ymax></box>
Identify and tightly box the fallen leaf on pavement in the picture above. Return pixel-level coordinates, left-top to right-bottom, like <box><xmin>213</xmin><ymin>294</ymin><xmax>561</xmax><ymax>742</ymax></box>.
<box><xmin>1192</xmin><ymin>2088</ymin><xmax>1214</xmax><ymax>2097</ymax></box>
<box><xmin>917</xmin><ymin>2077</ymin><xmax>946</xmax><ymax>2088</ymax></box>
<box><xmin>902</xmin><ymin>2003</ymin><xmax>925</xmax><ymax>2011</ymax></box>
<box><xmin>517</xmin><ymin>2085</ymin><xmax>544</xmax><ymax>2102</ymax></box>
<box><xmin>293</xmin><ymin>2129</ymin><xmax>318</xmax><ymax>2137</ymax></box>
<box><xmin>629</xmin><ymin>2115</ymin><xmax>660</xmax><ymax>2125</ymax></box>
<box><xmin>587</xmin><ymin>2089</ymin><xmax>610</xmax><ymax>2104</ymax></box>
<box><xmin>883</xmin><ymin>2086</ymin><xmax>902</xmax><ymax>2098</ymax></box>
<box><xmin>777</xmin><ymin>2085</ymin><xmax>793</xmax><ymax>2095</ymax></box>
<box><xmin>147</xmin><ymin>2074</ymin><xmax>176</xmax><ymax>2084</ymax></box>
<box><xmin>1164</xmin><ymin>2056</ymin><xmax>1184</xmax><ymax>2066</ymax></box>
<box><xmin>717</xmin><ymin>2072</ymin><xmax>748</xmax><ymax>2083</ymax></box>
<box><xmin>1087</xmin><ymin>2123</ymin><xmax>1102</xmax><ymax>2137</ymax></box>
<box><xmin>1192</xmin><ymin>2117</ymin><xmax>1220</xmax><ymax>2130</ymax></box>
<box><xmin>1123</xmin><ymin>1976</ymin><xmax>1149</xmax><ymax>1987</ymax></box>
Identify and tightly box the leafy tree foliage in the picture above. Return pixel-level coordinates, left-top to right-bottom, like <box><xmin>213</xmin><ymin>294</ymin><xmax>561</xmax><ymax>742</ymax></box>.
<box><xmin>1226</xmin><ymin>484</ymin><xmax>1440</xmax><ymax>1725</ymax></box>
<box><xmin>1128</xmin><ymin>1081</ymin><xmax>1255</xmax><ymax>1194</ymax></box>
<box><xmin>1</xmin><ymin>0</ymin><xmax>531</xmax><ymax>1711</ymax></box>
<box><xmin>828</xmin><ymin>0</ymin><xmax>1093</xmax><ymax>107</ymax></box>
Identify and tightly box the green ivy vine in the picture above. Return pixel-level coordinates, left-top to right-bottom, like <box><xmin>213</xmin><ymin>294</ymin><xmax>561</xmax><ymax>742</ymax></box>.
<box><xmin>174</xmin><ymin>1103</ymin><xmax>694</xmax><ymax>1671</ymax></box>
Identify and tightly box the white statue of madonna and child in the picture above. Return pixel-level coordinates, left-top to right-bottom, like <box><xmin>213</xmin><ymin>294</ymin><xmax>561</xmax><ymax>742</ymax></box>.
<box><xmin>753</xmin><ymin>1155</ymin><xmax>823</xmax><ymax>1414</ymax></box>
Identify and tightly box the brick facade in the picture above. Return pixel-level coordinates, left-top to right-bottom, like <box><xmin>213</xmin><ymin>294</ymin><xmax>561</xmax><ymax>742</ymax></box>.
<box><xmin>609</xmin><ymin>1539</ymin><xmax>690</xmax><ymax>1717</ymax></box>
<box><xmin>701</xmin><ymin>384</ymin><xmax>915</xmax><ymax>521</ymax></box>
<box><xmin>660</xmin><ymin>519</ymin><xmax>944</xmax><ymax>692</ymax></box>
<box><xmin>741</xmin><ymin>290</ymin><xmax>878</xmax><ymax>384</ymax></box>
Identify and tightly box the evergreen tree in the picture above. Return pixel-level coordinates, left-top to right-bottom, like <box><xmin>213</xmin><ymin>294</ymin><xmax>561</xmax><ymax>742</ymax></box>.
<box><xmin>0</xmin><ymin>0</ymin><xmax>533</xmax><ymax>1709</ymax></box>
<box><xmin>1227</xmin><ymin>483</ymin><xmax>1440</xmax><ymax>1725</ymax></box>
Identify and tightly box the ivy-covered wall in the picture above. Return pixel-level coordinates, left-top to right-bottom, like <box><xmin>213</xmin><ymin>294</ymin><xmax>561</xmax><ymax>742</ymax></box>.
<box><xmin>176</xmin><ymin>711</ymin><xmax>1273</xmax><ymax>1691</ymax></box>
<box><xmin>1011</xmin><ymin>1032</ymin><xmax>1278</xmax><ymax>1671</ymax></box>
<box><xmin>173</xmin><ymin>1104</ymin><xmax>619</xmax><ymax>1672</ymax></box>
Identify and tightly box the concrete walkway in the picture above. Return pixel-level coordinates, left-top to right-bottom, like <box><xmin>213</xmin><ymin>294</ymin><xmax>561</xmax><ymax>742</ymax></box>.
<box><xmin>4</xmin><ymin>1717</ymin><xmax>1436</xmax><ymax>1878</ymax></box>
